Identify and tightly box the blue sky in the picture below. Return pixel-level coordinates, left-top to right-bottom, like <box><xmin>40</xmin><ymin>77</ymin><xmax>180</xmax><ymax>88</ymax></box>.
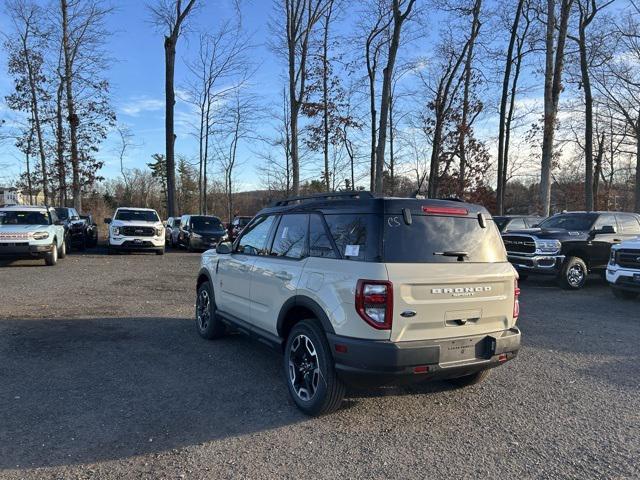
<box><xmin>0</xmin><ymin>0</ymin><xmax>282</xmax><ymax>190</ymax></box>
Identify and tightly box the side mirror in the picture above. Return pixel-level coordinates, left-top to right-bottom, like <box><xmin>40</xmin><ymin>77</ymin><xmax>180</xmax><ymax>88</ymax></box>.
<box><xmin>216</xmin><ymin>242</ymin><xmax>232</xmax><ymax>254</ymax></box>
<box><xmin>71</xmin><ymin>216</ymin><xmax>80</xmax><ymax>221</ymax></box>
<box><xmin>104</xmin><ymin>218</ymin><xmax>112</xmax><ymax>224</ymax></box>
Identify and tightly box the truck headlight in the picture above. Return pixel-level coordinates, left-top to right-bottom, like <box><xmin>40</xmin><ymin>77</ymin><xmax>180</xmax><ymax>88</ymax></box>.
<box><xmin>111</xmin><ymin>227</ymin><xmax>120</xmax><ymax>236</ymax></box>
<box><xmin>535</xmin><ymin>239</ymin><xmax>561</xmax><ymax>255</ymax></box>
<box><xmin>155</xmin><ymin>227</ymin><xmax>163</xmax><ymax>237</ymax></box>
<box><xmin>609</xmin><ymin>250</ymin><xmax>617</xmax><ymax>265</ymax></box>
<box><xmin>33</xmin><ymin>231</ymin><xmax>49</xmax><ymax>240</ymax></box>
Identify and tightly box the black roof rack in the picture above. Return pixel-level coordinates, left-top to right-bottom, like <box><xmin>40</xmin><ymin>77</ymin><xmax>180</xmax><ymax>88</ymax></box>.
<box><xmin>270</xmin><ymin>191</ymin><xmax>375</xmax><ymax>207</ymax></box>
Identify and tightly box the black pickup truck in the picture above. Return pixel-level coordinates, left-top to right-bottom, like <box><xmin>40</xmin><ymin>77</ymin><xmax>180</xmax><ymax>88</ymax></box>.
<box><xmin>502</xmin><ymin>211</ymin><xmax>640</xmax><ymax>289</ymax></box>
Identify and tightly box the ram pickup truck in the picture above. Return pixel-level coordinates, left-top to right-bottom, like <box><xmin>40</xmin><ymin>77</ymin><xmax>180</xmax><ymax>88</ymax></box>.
<box><xmin>0</xmin><ymin>206</ymin><xmax>66</xmax><ymax>266</ymax></box>
<box><xmin>503</xmin><ymin>211</ymin><xmax>640</xmax><ymax>289</ymax></box>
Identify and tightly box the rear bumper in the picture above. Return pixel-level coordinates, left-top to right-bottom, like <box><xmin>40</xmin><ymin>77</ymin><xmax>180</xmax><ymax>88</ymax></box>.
<box><xmin>508</xmin><ymin>254</ymin><xmax>564</xmax><ymax>275</ymax></box>
<box><xmin>0</xmin><ymin>243</ymin><xmax>53</xmax><ymax>259</ymax></box>
<box><xmin>328</xmin><ymin>327</ymin><xmax>521</xmax><ymax>386</ymax></box>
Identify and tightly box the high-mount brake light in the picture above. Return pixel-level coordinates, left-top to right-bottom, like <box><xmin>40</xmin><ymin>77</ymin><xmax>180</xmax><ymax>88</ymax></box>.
<box><xmin>355</xmin><ymin>280</ymin><xmax>393</xmax><ymax>330</ymax></box>
<box><xmin>513</xmin><ymin>279</ymin><xmax>521</xmax><ymax>319</ymax></box>
<box><xmin>422</xmin><ymin>206</ymin><xmax>469</xmax><ymax>216</ymax></box>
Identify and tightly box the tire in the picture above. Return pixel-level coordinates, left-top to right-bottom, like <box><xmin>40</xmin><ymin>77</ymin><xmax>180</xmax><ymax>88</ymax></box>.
<box><xmin>187</xmin><ymin>239</ymin><xmax>194</xmax><ymax>252</ymax></box>
<box><xmin>284</xmin><ymin>319</ymin><xmax>345</xmax><ymax>416</ymax></box>
<box><xmin>44</xmin><ymin>242</ymin><xmax>58</xmax><ymax>266</ymax></box>
<box><xmin>448</xmin><ymin>369</ymin><xmax>491</xmax><ymax>388</ymax></box>
<box><xmin>58</xmin><ymin>240</ymin><xmax>67</xmax><ymax>259</ymax></box>
<box><xmin>612</xmin><ymin>288</ymin><xmax>639</xmax><ymax>300</ymax></box>
<box><xmin>155</xmin><ymin>248</ymin><xmax>165</xmax><ymax>256</ymax></box>
<box><xmin>559</xmin><ymin>256</ymin><xmax>588</xmax><ymax>290</ymax></box>
<box><xmin>107</xmin><ymin>244</ymin><xmax>117</xmax><ymax>255</ymax></box>
<box><xmin>195</xmin><ymin>281</ymin><xmax>226</xmax><ymax>339</ymax></box>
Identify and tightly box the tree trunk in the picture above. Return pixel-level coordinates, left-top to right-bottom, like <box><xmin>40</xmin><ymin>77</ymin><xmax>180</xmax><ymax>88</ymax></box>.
<box><xmin>322</xmin><ymin>8</ymin><xmax>331</xmax><ymax>192</ymax></box>
<box><xmin>578</xmin><ymin>16</ymin><xmax>594</xmax><ymax>211</ymax></box>
<box><xmin>389</xmin><ymin>93</ymin><xmax>395</xmax><ymax>195</ymax></box>
<box><xmin>593</xmin><ymin>132</ymin><xmax>605</xmax><ymax>210</ymax></box>
<box><xmin>61</xmin><ymin>0</ymin><xmax>81</xmax><ymax>211</ymax></box>
<box><xmin>164</xmin><ymin>34</ymin><xmax>177</xmax><ymax>217</ymax></box>
<box><xmin>497</xmin><ymin>0</ymin><xmax>525</xmax><ymax>214</ymax></box>
<box><xmin>55</xmin><ymin>78</ymin><xmax>66</xmax><ymax>206</ymax></box>
<box><xmin>374</xmin><ymin>0</ymin><xmax>416</xmax><ymax>194</ymax></box>
<box><xmin>540</xmin><ymin>0</ymin><xmax>572</xmax><ymax>217</ymax></box>
<box><xmin>636</xmin><ymin>130</ymin><xmax>640</xmax><ymax>213</ymax></box>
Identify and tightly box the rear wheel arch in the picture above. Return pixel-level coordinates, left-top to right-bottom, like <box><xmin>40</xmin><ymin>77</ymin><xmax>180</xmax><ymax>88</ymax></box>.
<box><xmin>563</xmin><ymin>249</ymin><xmax>590</xmax><ymax>269</ymax></box>
<box><xmin>277</xmin><ymin>296</ymin><xmax>335</xmax><ymax>343</ymax></box>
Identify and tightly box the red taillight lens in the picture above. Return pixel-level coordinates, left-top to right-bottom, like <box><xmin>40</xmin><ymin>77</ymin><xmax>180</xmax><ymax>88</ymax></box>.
<box><xmin>355</xmin><ymin>280</ymin><xmax>393</xmax><ymax>330</ymax></box>
<box><xmin>422</xmin><ymin>206</ymin><xmax>469</xmax><ymax>215</ymax></box>
<box><xmin>513</xmin><ymin>279</ymin><xmax>520</xmax><ymax>319</ymax></box>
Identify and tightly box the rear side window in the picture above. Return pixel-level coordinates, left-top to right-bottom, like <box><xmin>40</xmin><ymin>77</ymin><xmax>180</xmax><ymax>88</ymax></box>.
<box><xmin>270</xmin><ymin>214</ymin><xmax>308</xmax><ymax>259</ymax></box>
<box><xmin>309</xmin><ymin>215</ymin><xmax>337</xmax><ymax>259</ymax></box>
<box><xmin>324</xmin><ymin>214</ymin><xmax>381</xmax><ymax>261</ymax></box>
<box><xmin>383</xmin><ymin>215</ymin><xmax>507</xmax><ymax>263</ymax></box>
<box><xmin>616</xmin><ymin>214</ymin><xmax>640</xmax><ymax>234</ymax></box>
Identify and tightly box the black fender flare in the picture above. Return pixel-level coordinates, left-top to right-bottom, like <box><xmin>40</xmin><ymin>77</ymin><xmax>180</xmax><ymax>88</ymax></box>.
<box><xmin>196</xmin><ymin>267</ymin><xmax>213</xmax><ymax>290</ymax></box>
<box><xmin>277</xmin><ymin>295</ymin><xmax>336</xmax><ymax>337</ymax></box>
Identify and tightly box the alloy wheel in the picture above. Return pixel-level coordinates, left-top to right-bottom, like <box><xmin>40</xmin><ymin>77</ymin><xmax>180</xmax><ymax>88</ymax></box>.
<box><xmin>288</xmin><ymin>334</ymin><xmax>320</xmax><ymax>401</ymax></box>
<box><xmin>567</xmin><ymin>264</ymin><xmax>585</xmax><ymax>287</ymax></box>
<box><xmin>196</xmin><ymin>289</ymin><xmax>210</xmax><ymax>331</ymax></box>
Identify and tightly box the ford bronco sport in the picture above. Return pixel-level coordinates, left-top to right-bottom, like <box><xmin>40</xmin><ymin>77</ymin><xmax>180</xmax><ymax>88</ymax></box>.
<box><xmin>195</xmin><ymin>192</ymin><xmax>521</xmax><ymax>415</ymax></box>
<box><xmin>0</xmin><ymin>205</ymin><xmax>66</xmax><ymax>266</ymax></box>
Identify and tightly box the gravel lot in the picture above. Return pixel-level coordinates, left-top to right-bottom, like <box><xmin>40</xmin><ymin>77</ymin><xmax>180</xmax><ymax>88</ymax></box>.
<box><xmin>1</xmin><ymin>248</ymin><xmax>639</xmax><ymax>479</ymax></box>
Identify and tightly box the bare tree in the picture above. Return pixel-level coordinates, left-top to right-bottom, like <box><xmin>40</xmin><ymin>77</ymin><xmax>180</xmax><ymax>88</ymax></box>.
<box><xmin>5</xmin><ymin>0</ymin><xmax>51</xmax><ymax>205</ymax></box>
<box><xmin>567</xmin><ymin>0</ymin><xmax>614</xmax><ymax>211</ymax></box>
<box><xmin>373</xmin><ymin>0</ymin><xmax>416</xmax><ymax>193</ymax></box>
<box><xmin>278</xmin><ymin>0</ymin><xmax>328</xmax><ymax>196</ymax></box>
<box><xmin>149</xmin><ymin>0</ymin><xmax>197</xmax><ymax>217</ymax></box>
<box><xmin>539</xmin><ymin>0</ymin><xmax>574</xmax><ymax>216</ymax></box>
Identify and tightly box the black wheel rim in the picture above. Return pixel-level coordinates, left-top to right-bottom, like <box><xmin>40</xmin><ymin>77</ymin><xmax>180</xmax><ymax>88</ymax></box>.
<box><xmin>196</xmin><ymin>289</ymin><xmax>210</xmax><ymax>331</ymax></box>
<box><xmin>288</xmin><ymin>334</ymin><xmax>320</xmax><ymax>401</ymax></box>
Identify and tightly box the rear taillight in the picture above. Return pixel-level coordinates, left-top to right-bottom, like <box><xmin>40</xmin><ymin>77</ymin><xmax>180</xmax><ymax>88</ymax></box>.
<box><xmin>513</xmin><ymin>279</ymin><xmax>520</xmax><ymax>319</ymax></box>
<box><xmin>355</xmin><ymin>280</ymin><xmax>393</xmax><ymax>330</ymax></box>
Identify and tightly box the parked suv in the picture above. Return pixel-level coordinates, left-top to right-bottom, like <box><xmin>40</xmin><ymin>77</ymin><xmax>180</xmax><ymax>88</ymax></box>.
<box><xmin>105</xmin><ymin>207</ymin><xmax>165</xmax><ymax>255</ymax></box>
<box><xmin>607</xmin><ymin>237</ymin><xmax>640</xmax><ymax>300</ymax></box>
<box><xmin>0</xmin><ymin>206</ymin><xmax>66</xmax><ymax>266</ymax></box>
<box><xmin>178</xmin><ymin>215</ymin><xmax>227</xmax><ymax>252</ymax></box>
<box><xmin>503</xmin><ymin>211</ymin><xmax>640</xmax><ymax>289</ymax></box>
<box><xmin>165</xmin><ymin>216</ymin><xmax>182</xmax><ymax>247</ymax></box>
<box><xmin>55</xmin><ymin>207</ymin><xmax>90</xmax><ymax>250</ymax></box>
<box><xmin>194</xmin><ymin>192</ymin><xmax>521</xmax><ymax>415</ymax></box>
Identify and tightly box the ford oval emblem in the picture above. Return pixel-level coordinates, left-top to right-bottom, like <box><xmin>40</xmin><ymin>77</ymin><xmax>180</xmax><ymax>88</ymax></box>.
<box><xmin>400</xmin><ymin>310</ymin><xmax>417</xmax><ymax>318</ymax></box>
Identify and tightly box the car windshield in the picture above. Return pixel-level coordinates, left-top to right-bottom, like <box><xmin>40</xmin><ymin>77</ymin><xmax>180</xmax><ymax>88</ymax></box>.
<box><xmin>493</xmin><ymin>217</ymin><xmax>509</xmax><ymax>231</ymax></box>
<box><xmin>538</xmin><ymin>213</ymin><xmax>597</xmax><ymax>231</ymax></box>
<box><xmin>54</xmin><ymin>208</ymin><xmax>69</xmax><ymax>220</ymax></box>
<box><xmin>0</xmin><ymin>210</ymin><xmax>50</xmax><ymax>226</ymax></box>
<box><xmin>191</xmin><ymin>216</ymin><xmax>224</xmax><ymax>232</ymax></box>
<box><xmin>115</xmin><ymin>209</ymin><xmax>159</xmax><ymax>222</ymax></box>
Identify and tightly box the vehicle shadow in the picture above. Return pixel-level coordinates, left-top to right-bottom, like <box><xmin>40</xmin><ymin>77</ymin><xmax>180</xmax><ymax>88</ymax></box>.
<box><xmin>0</xmin><ymin>317</ymin><xmax>305</xmax><ymax>470</ymax></box>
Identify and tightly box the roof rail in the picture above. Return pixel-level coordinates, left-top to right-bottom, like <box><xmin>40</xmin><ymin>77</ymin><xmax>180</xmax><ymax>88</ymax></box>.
<box><xmin>270</xmin><ymin>191</ymin><xmax>375</xmax><ymax>207</ymax></box>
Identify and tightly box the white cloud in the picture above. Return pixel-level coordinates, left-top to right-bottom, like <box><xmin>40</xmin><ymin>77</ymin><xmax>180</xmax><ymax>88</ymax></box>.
<box><xmin>120</xmin><ymin>97</ymin><xmax>164</xmax><ymax>117</ymax></box>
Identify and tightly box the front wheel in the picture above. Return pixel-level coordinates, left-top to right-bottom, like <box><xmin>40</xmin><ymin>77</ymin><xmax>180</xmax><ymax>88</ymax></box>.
<box><xmin>612</xmin><ymin>288</ymin><xmax>639</xmax><ymax>300</ymax></box>
<box><xmin>195</xmin><ymin>281</ymin><xmax>226</xmax><ymax>339</ymax></box>
<box><xmin>559</xmin><ymin>256</ymin><xmax>588</xmax><ymax>290</ymax></box>
<box><xmin>58</xmin><ymin>240</ymin><xmax>66</xmax><ymax>259</ymax></box>
<box><xmin>284</xmin><ymin>319</ymin><xmax>345</xmax><ymax>416</ymax></box>
<box><xmin>155</xmin><ymin>248</ymin><xmax>165</xmax><ymax>256</ymax></box>
<box><xmin>44</xmin><ymin>243</ymin><xmax>58</xmax><ymax>266</ymax></box>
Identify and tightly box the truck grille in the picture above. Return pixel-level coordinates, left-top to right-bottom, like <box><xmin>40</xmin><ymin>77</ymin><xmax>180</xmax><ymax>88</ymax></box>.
<box><xmin>616</xmin><ymin>249</ymin><xmax>640</xmax><ymax>269</ymax></box>
<box><xmin>120</xmin><ymin>226</ymin><xmax>155</xmax><ymax>237</ymax></box>
<box><xmin>502</xmin><ymin>235</ymin><xmax>536</xmax><ymax>255</ymax></box>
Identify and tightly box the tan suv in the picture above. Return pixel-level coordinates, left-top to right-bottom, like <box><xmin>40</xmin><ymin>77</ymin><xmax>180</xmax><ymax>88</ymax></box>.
<box><xmin>195</xmin><ymin>192</ymin><xmax>521</xmax><ymax>415</ymax></box>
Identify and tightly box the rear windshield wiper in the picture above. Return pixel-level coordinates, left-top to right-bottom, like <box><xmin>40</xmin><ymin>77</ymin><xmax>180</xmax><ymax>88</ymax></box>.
<box><xmin>433</xmin><ymin>251</ymin><xmax>469</xmax><ymax>261</ymax></box>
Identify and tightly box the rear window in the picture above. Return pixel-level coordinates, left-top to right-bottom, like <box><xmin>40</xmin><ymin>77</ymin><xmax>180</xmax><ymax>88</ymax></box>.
<box><xmin>383</xmin><ymin>215</ymin><xmax>507</xmax><ymax>263</ymax></box>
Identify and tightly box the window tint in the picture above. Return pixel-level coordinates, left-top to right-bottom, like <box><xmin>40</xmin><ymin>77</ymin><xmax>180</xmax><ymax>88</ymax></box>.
<box><xmin>238</xmin><ymin>215</ymin><xmax>276</xmax><ymax>255</ymax></box>
<box><xmin>309</xmin><ymin>215</ymin><xmax>337</xmax><ymax>259</ymax></box>
<box><xmin>325</xmin><ymin>214</ymin><xmax>371</xmax><ymax>261</ymax></box>
<box><xmin>507</xmin><ymin>218</ymin><xmax>526</xmax><ymax>230</ymax></box>
<box><xmin>539</xmin><ymin>213</ymin><xmax>597</xmax><ymax>231</ymax></box>
<box><xmin>594</xmin><ymin>214</ymin><xmax>617</xmax><ymax>230</ymax></box>
<box><xmin>270</xmin><ymin>214</ymin><xmax>308</xmax><ymax>259</ymax></box>
<box><xmin>383</xmin><ymin>215</ymin><xmax>507</xmax><ymax>263</ymax></box>
<box><xmin>616</xmin><ymin>214</ymin><xmax>640</xmax><ymax>234</ymax></box>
